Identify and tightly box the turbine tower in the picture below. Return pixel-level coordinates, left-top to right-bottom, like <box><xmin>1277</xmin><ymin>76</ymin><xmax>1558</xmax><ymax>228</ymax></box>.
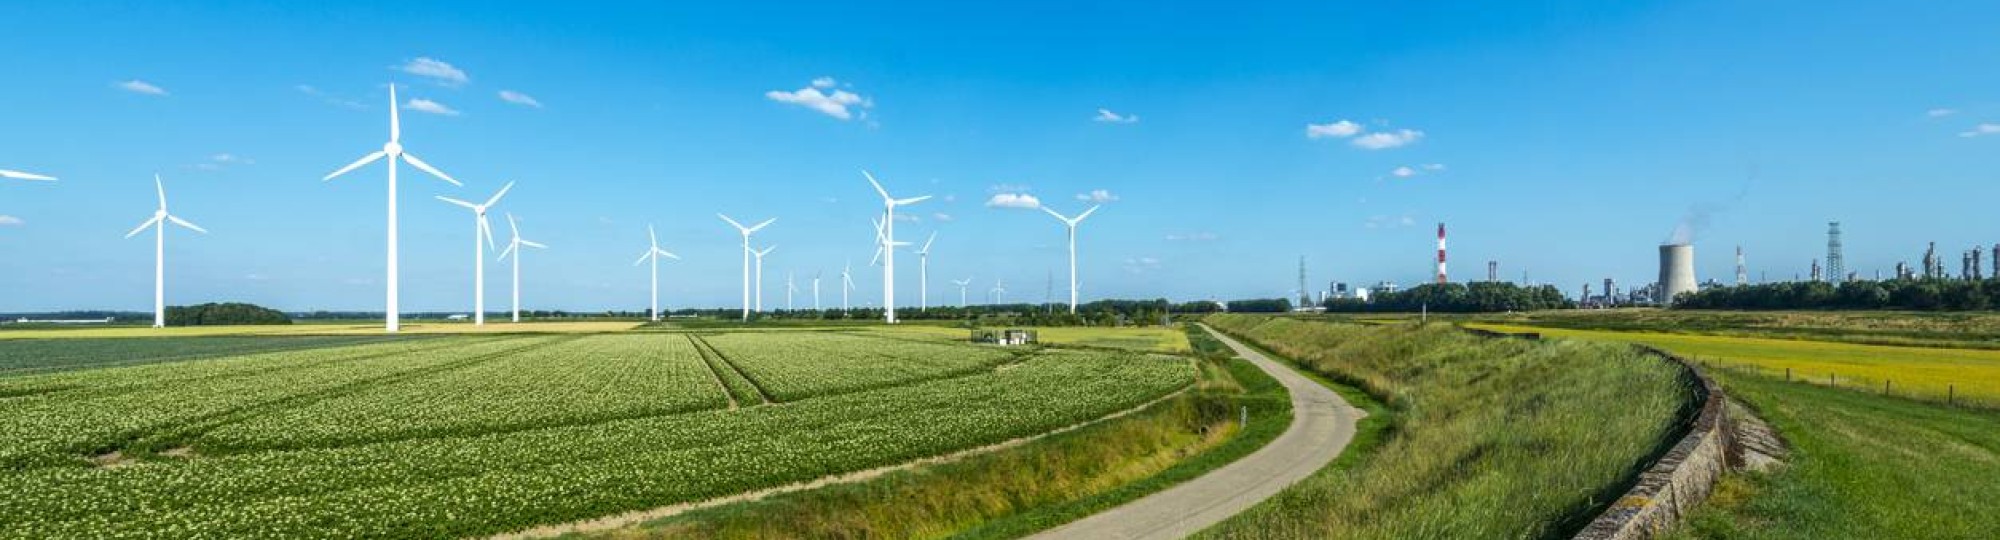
<box><xmin>123</xmin><ymin>174</ymin><xmax>207</xmax><ymax>328</ymax></box>
<box><xmin>812</xmin><ymin>271</ymin><xmax>822</xmax><ymax>311</ymax></box>
<box><xmin>990</xmin><ymin>278</ymin><xmax>1007</xmax><ymax>305</ymax></box>
<box><xmin>916</xmin><ymin>232</ymin><xmax>937</xmax><ymax>311</ymax></box>
<box><xmin>718</xmin><ymin>214</ymin><xmax>776</xmax><ymax>322</ymax></box>
<box><xmin>786</xmin><ymin>271</ymin><xmax>796</xmax><ymax>311</ymax></box>
<box><xmin>496</xmin><ymin>213</ymin><xmax>547</xmax><ymax>323</ymax></box>
<box><xmin>840</xmin><ymin>261</ymin><xmax>855</xmax><ymax>311</ymax></box>
<box><xmin>1041</xmin><ymin>204</ymin><xmax>1101</xmax><ymax>314</ymax></box>
<box><xmin>632</xmin><ymin>225</ymin><xmax>679</xmax><ymax>321</ymax></box>
<box><xmin>952</xmin><ymin>277</ymin><xmax>973</xmax><ymax>307</ymax></box>
<box><xmin>324</xmin><ymin>85</ymin><xmax>461</xmax><ymax>333</ymax></box>
<box><xmin>436</xmin><ymin>182</ymin><xmax>513</xmax><ymax>326</ymax></box>
<box><xmin>862</xmin><ymin>171</ymin><xmax>931</xmax><ymax>324</ymax></box>
<box><xmin>751</xmin><ymin>245</ymin><xmax>776</xmax><ymax>313</ymax></box>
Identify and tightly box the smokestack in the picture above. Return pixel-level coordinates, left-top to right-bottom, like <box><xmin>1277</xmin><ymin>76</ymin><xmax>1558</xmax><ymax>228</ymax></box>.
<box><xmin>1658</xmin><ymin>243</ymin><xmax>1696</xmax><ymax>305</ymax></box>
<box><xmin>1436</xmin><ymin>223</ymin><xmax>1448</xmax><ymax>284</ymax></box>
<box><xmin>1487</xmin><ymin>260</ymin><xmax>1498</xmax><ymax>283</ymax></box>
<box><xmin>1735</xmin><ymin>246</ymin><xmax>1748</xmax><ymax>286</ymax></box>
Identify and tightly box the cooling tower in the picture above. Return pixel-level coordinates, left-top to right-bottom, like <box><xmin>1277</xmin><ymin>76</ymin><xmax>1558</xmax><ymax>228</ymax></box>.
<box><xmin>1658</xmin><ymin>244</ymin><xmax>1697</xmax><ymax>305</ymax></box>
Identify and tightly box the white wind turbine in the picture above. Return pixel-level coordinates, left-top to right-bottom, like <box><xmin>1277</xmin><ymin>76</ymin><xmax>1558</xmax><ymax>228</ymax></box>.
<box><xmin>812</xmin><ymin>271</ymin><xmax>822</xmax><ymax>311</ymax></box>
<box><xmin>324</xmin><ymin>85</ymin><xmax>461</xmax><ymax>333</ymax></box>
<box><xmin>862</xmin><ymin>171</ymin><xmax>930</xmax><ymax>324</ymax></box>
<box><xmin>990</xmin><ymin>278</ymin><xmax>1007</xmax><ymax>305</ymax></box>
<box><xmin>840</xmin><ymin>261</ymin><xmax>855</xmax><ymax>311</ymax></box>
<box><xmin>436</xmin><ymin>182</ymin><xmax>513</xmax><ymax>326</ymax></box>
<box><xmin>786</xmin><ymin>271</ymin><xmax>797</xmax><ymax>311</ymax></box>
<box><xmin>496</xmin><ymin>213</ymin><xmax>547</xmax><ymax>323</ymax></box>
<box><xmin>915</xmin><ymin>231</ymin><xmax>937</xmax><ymax>311</ymax></box>
<box><xmin>951</xmin><ymin>277</ymin><xmax>972</xmax><ymax>307</ymax></box>
<box><xmin>1042</xmin><ymin>204</ymin><xmax>1101</xmax><ymax>314</ymax></box>
<box><xmin>718</xmin><ymin>214</ymin><xmax>776</xmax><ymax>322</ymax></box>
<box><xmin>123</xmin><ymin>174</ymin><xmax>206</xmax><ymax>328</ymax></box>
<box><xmin>752</xmin><ymin>245</ymin><xmax>776</xmax><ymax>313</ymax></box>
<box><xmin>633</xmin><ymin>225</ymin><xmax>679</xmax><ymax>321</ymax></box>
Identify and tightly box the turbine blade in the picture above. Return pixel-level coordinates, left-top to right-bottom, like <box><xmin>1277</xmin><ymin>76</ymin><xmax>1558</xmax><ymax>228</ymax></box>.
<box><xmin>521</xmin><ymin>240</ymin><xmax>547</xmax><ymax>249</ymax></box>
<box><xmin>634</xmin><ymin>250</ymin><xmax>652</xmax><ymax>266</ymax></box>
<box><xmin>479</xmin><ymin>215</ymin><xmax>496</xmax><ymax>250</ymax></box>
<box><xmin>499</xmin><ymin>242</ymin><xmax>517</xmax><ymax>261</ymax></box>
<box><xmin>1075</xmin><ymin>204</ymin><xmax>1101</xmax><ymax>223</ymax></box>
<box><xmin>483</xmin><ymin>181</ymin><xmax>515</xmax><ymax>208</ymax></box>
<box><xmin>717</xmin><ymin>213</ymin><xmax>746</xmax><ymax>232</ymax></box>
<box><xmin>649</xmin><ymin>224</ymin><xmax>659</xmax><ymax>248</ymax></box>
<box><xmin>748</xmin><ymin>218</ymin><xmax>776</xmax><ymax>234</ymax></box>
<box><xmin>124</xmin><ymin>215</ymin><xmax>162</xmax><ymax>238</ymax></box>
<box><xmin>506</xmin><ymin>212</ymin><xmax>520</xmax><ymax>239</ymax></box>
<box><xmin>167</xmin><ymin>215</ymin><xmax>207</xmax><ymax>234</ymax></box>
<box><xmin>920</xmin><ymin>231</ymin><xmax>936</xmax><ymax>253</ymax></box>
<box><xmin>1040</xmin><ymin>206</ymin><xmax>1068</xmax><ymax>222</ymax></box>
<box><xmin>861</xmin><ymin>170</ymin><xmax>890</xmax><ymax>201</ymax></box>
<box><xmin>400</xmin><ymin>152</ymin><xmax>460</xmax><ymax>186</ymax></box>
<box><xmin>389</xmin><ymin>84</ymin><xmax>401</xmax><ymax>142</ymax></box>
<box><xmin>154</xmin><ymin>174</ymin><xmax>167</xmax><ymax>210</ymax></box>
<box><xmin>659</xmin><ymin>249</ymin><xmax>680</xmax><ymax>260</ymax></box>
<box><xmin>436</xmin><ymin>196</ymin><xmax>478</xmax><ymax>209</ymax></box>
<box><xmin>894</xmin><ymin>195</ymin><xmax>931</xmax><ymax>206</ymax></box>
<box><xmin>870</xmin><ymin>245</ymin><xmax>884</xmax><ymax>266</ymax></box>
<box><xmin>0</xmin><ymin>169</ymin><xmax>57</xmax><ymax>181</ymax></box>
<box><xmin>323</xmin><ymin>151</ymin><xmax>386</xmax><ymax>181</ymax></box>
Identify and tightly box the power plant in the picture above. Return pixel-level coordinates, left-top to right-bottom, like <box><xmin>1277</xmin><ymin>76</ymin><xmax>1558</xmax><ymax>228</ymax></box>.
<box><xmin>1657</xmin><ymin>243</ymin><xmax>1696</xmax><ymax>305</ymax></box>
<box><xmin>1435</xmin><ymin>223</ymin><xmax>1448</xmax><ymax>284</ymax></box>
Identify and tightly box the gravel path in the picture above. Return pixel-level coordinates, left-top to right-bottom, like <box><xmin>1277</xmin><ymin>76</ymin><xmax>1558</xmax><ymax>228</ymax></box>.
<box><xmin>1026</xmin><ymin>324</ymin><xmax>1365</xmax><ymax>540</ymax></box>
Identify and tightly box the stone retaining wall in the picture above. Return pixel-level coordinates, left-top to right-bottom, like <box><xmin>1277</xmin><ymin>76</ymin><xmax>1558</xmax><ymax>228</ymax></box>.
<box><xmin>1572</xmin><ymin>345</ymin><xmax>1737</xmax><ymax>540</ymax></box>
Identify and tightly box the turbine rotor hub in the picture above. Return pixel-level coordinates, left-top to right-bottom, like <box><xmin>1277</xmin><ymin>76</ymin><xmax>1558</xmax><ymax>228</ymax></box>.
<box><xmin>383</xmin><ymin>141</ymin><xmax>404</xmax><ymax>156</ymax></box>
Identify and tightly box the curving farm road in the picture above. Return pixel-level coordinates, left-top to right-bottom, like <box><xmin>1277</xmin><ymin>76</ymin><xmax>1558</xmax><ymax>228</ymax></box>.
<box><xmin>1027</xmin><ymin>324</ymin><xmax>1366</xmax><ymax>540</ymax></box>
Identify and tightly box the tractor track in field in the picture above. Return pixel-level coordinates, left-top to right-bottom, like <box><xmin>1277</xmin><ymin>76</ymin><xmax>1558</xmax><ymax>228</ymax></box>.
<box><xmin>689</xmin><ymin>334</ymin><xmax>775</xmax><ymax>405</ymax></box>
<box><xmin>685</xmin><ymin>334</ymin><xmax>742</xmax><ymax>409</ymax></box>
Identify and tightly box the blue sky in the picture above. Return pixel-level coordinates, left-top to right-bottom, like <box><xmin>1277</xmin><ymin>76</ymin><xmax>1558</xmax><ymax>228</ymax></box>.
<box><xmin>3</xmin><ymin>1</ymin><xmax>1998</xmax><ymax>312</ymax></box>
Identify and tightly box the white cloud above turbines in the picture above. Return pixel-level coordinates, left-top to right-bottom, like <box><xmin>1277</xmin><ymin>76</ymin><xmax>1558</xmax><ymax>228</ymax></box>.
<box><xmin>766</xmin><ymin>77</ymin><xmax>873</xmax><ymax>121</ymax></box>
<box><xmin>1389</xmin><ymin>163</ymin><xmax>1447</xmax><ymax>179</ymax></box>
<box><xmin>498</xmin><ymin>90</ymin><xmax>542</xmax><ymax>108</ymax></box>
<box><xmin>404</xmin><ymin>98</ymin><xmax>461</xmax><ymax>116</ymax></box>
<box><xmin>115</xmin><ymin>80</ymin><xmax>167</xmax><ymax>96</ymax></box>
<box><xmin>985</xmin><ymin>193</ymin><xmax>1041</xmax><ymax>209</ymax></box>
<box><xmin>398</xmin><ymin>57</ymin><xmax>470</xmax><ymax>87</ymax></box>
<box><xmin>1093</xmin><ymin>108</ymin><xmax>1138</xmax><ymax>124</ymax></box>
<box><xmin>1076</xmin><ymin>189</ymin><xmax>1119</xmax><ymax>203</ymax></box>
<box><xmin>1307</xmin><ymin>118</ymin><xmax>1425</xmax><ymax>150</ymax></box>
<box><xmin>1959</xmin><ymin>123</ymin><xmax>2000</xmax><ymax>138</ymax></box>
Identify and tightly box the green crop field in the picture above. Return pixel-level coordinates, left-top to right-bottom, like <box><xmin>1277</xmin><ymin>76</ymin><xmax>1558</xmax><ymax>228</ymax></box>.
<box><xmin>0</xmin><ymin>331</ymin><xmax>1194</xmax><ymax>538</ymax></box>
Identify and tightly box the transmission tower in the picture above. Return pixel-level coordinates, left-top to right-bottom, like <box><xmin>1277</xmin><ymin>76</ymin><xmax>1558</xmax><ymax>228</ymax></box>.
<box><xmin>1297</xmin><ymin>256</ymin><xmax>1311</xmax><ymax>308</ymax></box>
<box><xmin>1825</xmin><ymin>222</ymin><xmax>1845</xmax><ymax>283</ymax></box>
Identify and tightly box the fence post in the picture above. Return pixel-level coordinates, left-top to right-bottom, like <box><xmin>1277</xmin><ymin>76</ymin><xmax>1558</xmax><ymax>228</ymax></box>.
<box><xmin>1241</xmin><ymin>405</ymin><xmax>1248</xmax><ymax>428</ymax></box>
<box><xmin>1949</xmin><ymin>385</ymin><xmax>1956</xmax><ymax>407</ymax></box>
<box><xmin>1830</xmin><ymin>373</ymin><xmax>1836</xmax><ymax>387</ymax></box>
<box><xmin>1785</xmin><ymin>367</ymin><xmax>1791</xmax><ymax>382</ymax></box>
<box><xmin>1884</xmin><ymin>379</ymin><xmax>1891</xmax><ymax>395</ymax></box>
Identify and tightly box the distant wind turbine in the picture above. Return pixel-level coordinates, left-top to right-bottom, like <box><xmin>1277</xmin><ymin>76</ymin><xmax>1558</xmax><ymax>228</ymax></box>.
<box><xmin>324</xmin><ymin>84</ymin><xmax>462</xmax><ymax>333</ymax></box>
<box><xmin>633</xmin><ymin>225</ymin><xmax>679</xmax><ymax>321</ymax></box>
<box><xmin>436</xmin><ymin>181</ymin><xmax>513</xmax><ymax>326</ymax></box>
<box><xmin>841</xmin><ymin>261</ymin><xmax>855</xmax><ymax>311</ymax></box>
<box><xmin>991</xmin><ymin>278</ymin><xmax>1007</xmax><ymax>305</ymax></box>
<box><xmin>812</xmin><ymin>270</ymin><xmax>823</xmax><ymax>311</ymax></box>
<box><xmin>1042</xmin><ymin>204</ymin><xmax>1101</xmax><ymax>314</ymax></box>
<box><xmin>862</xmin><ymin>171</ymin><xmax>930</xmax><ymax>323</ymax></box>
<box><xmin>718</xmin><ymin>214</ymin><xmax>776</xmax><ymax>322</ymax></box>
<box><xmin>952</xmin><ymin>277</ymin><xmax>972</xmax><ymax>307</ymax></box>
<box><xmin>496</xmin><ymin>213</ymin><xmax>547</xmax><ymax>323</ymax></box>
<box><xmin>751</xmin><ymin>245</ymin><xmax>776</xmax><ymax>313</ymax></box>
<box><xmin>786</xmin><ymin>271</ymin><xmax>797</xmax><ymax>311</ymax></box>
<box><xmin>0</xmin><ymin>169</ymin><xmax>56</xmax><ymax>182</ymax></box>
<box><xmin>123</xmin><ymin>174</ymin><xmax>206</xmax><ymax>328</ymax></box>
<box><xmin>916</xmin><ymin>231</ymin><xmax>937</xmax><ymax>311</ymax></box>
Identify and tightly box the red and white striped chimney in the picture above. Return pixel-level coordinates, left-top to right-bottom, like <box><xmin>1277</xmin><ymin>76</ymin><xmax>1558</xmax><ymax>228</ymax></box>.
<box><xmin>1436</xmin><ymin>222</ymin><xmax>1448</xmax><ymax>284</ymax></box>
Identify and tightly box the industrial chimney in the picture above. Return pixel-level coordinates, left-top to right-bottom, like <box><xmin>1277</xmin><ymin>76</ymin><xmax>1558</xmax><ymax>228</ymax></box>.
<box><xmin>1658</xmin><ymin>243</ymin><xmax>1697</xmax><ymax>305</ymax></box>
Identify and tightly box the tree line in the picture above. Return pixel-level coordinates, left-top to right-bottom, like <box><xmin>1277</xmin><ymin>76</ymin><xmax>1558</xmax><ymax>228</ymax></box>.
<box><xmin>1675</xmin><ymin>279</ymin><xmax>2000</xmax><ymax>311</ymax></box>
<box><xmin>165</xmin><ymin>303</ymin><xmax>292</xmax><ymax>326</ymax></box>
<box><xmin>1320</xmin><ymin>282</ymin><xmax>1574</xmax><ymax>313</ymax></box>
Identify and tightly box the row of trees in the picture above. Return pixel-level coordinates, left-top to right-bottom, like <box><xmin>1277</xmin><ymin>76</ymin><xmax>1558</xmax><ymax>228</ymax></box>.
<box><xmin>1675</xmin><ymin>279</ymin><xmax>2000</xmax><ymax>311</ymax></box>
<box><xmin>165</xmin><ymin>303</ymin><xmax>292</xmax><ymax>326</ymax></box>
<box><xmin>1322</xmin><ymin>282</ymin><xmax>1574</xmax><ymax>313</ymax></box>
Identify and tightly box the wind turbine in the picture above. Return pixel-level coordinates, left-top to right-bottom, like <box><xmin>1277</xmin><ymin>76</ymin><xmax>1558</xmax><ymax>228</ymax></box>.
<box><xmin>123</xmin><ymin>174</ymin><xmax>206</xmax><ymax>328</ymax></box>
<box><xmin>496</xmin><ymin>212</ymin><xmax>546</xmax><ymax>323</ymax></box>
<box><xmin>862</xmin><ymin>171</ymin><xmax>930</xmax><ymax>324</ymax></box>
<box><xmin>812</xmin><ymin>271</ymin><xmax>823</xmax><ymax>311</ymax></box>
<box><xmin>718</xmin><ymin>214</ymin><xmax>776</xmax><ymax>322</ymax></box>
<box><xmin>952</xmin><ymin>277</ymin><xmax>972</xmax><ymax>307</ymax></box>
<box><xmin>324</xmin><ymin>85</ymin><xmax>462</xmax><ymax>333</ymax></box>
<box><xmin>436</xmin><ymin>181</ymin><xmax>513</xmax><ymax>326</ymax></box>
<box><xmin>916</xmin><ymin>231</ymin><xmax>937</xmax><ymax>311</ymax></box>
<box><xmin>786</xmin><ymin>271</ymin><xmax>797</xmax><ymax>311</ymax></box>
<box><xmin>990</xmin><ymin>278</ymin><xmax>1007</xmax><ymax>305</ymax></box>
<box><xmin>840</xmin><ymin>261</ymin><xmax>855</xmax><ymax>311</ymax></box>
<box><xmin>633</xmin><ymin>225</ymin><xmax>678</xmax><ymax>321</ymax></box>
<box><xmin>751</xmin><ymin>245</ymin><xmax>776</xmax><ymax>314</ymax></box>
<box><xmin>1042</xmin><ymin>204</ymin><xmax>1101</xmax><ymax>314</ymax></box>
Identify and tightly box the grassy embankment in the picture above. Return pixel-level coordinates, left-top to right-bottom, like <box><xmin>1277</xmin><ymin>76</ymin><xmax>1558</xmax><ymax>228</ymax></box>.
<box><xmin>593</xmin><ymin>325</ymin><xmax>1296</xmax><ymax>539</ymax></box>
<box><xmin>1199</xmin><ymin>314</ymin><xmax>1692</xmax><ymax>539</ymax></box>
<box><xmin>1469</xmin><ymin>312</ymin><xmax>2000</xmax><ymax>539</ymax></box>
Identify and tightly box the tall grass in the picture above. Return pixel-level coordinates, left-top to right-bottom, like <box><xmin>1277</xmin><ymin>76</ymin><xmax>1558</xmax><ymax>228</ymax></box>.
<box><xmin>1201</xmin><ymin>314</ymin><xmax>1693</xmax><ymax>539</ymax></box>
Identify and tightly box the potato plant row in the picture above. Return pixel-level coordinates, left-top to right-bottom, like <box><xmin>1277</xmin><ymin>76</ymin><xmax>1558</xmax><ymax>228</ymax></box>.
<box><xmin>0</xmin><ymin>350</ymin><xmax>1194</xmax><ymax>538</ymax></box>
<box><xmin>703</xmin><ymin>331</ymin><xmax>1018</xmax><ymax>401</ymax></box>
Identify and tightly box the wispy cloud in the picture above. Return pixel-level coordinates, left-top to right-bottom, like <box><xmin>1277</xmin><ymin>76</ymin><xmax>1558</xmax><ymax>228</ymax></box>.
<box><xmin>985</xmin><ymin>193</ymin><xmax>1042</xmax><ymax>209</ymax></box>
<box><xmin>766</xmin><ymin>78</ymin><xmax>873</xmax><ymax>121</ymax></box>
<box><xmin>932</xmin><ymin>212</ymin><xmax>955</xmax><ymax>222</ymax></box>
<box><xmin>398</xmin><ymin>57</ymin><xmax>469</xmax><ymax>87</ymax></box>
<box><xmin>193</xmin><ymin>153</ymin><xmax>255</xmax><ymax>172</ymax></box>
<box><xmin>404</xmin><ymin>98</ymin><xmax>461</xmax><ymax>116</ymax></box>
<box><xmin>1391</xmin><ymin>166</ymin><xmax>1417</xmax><ymax>178</ymax></box>
<box><xmin>1928</xmin><ymin>108</ymin><xmax>1959</xmax><ymax>118</ymax></box>
<box><xmin>1093</xmin><ymin>108</ymin><xmax>1138</xmax><ymax>124</ymax></box>
<box><xmin>498</xmin><ymin>90</ymin><xmax>542</xmax><ymax>108</ymax></box>
<box><xmin>1352</xmin><ymin>129</ymin><xmax>1424</xmax><ymax>150</ymax></box>
<box><xmin>115</xmin><ymin>80</ymin><xmax>167</xmax><ymax>96</ymax></box>
<box><xmin>0</xmin><ymin>215</ymin><xmax>22</xmax><ymax>226</ymax></box>
<box><xmin>1388</xmin><ymin>163</ymin><xmax>1446</xmax><ymax>179</ymax></box>
<box><xmin>1076</xmin><ymin>189</ymin><xmax>1119</xmax><ymax>203</ymax></box>
<box><xmin>1123</xmin><ymin>256</ymin><xmax>1163</xmax><ymax>274</ymax></box>
<box><xmin>1959</xmin><ymin>123</ymin><xmax>2000</xmax><ymax>138</ymax></box>
<box><xmin>296</xmin><ymin>85</ymin><xmax>366</xmax><ymax>109</ymax></box>
<box><xmin>1365</xmin><ymin>215</ymin><xmax>1417</xmax><ymax>229</ymax></box>
<box><xmin>1305</xmin><ymin>119</ymin><xmax>1362</xmax><ymax>139</ymax></box>
<box><xmin>1165</xmin><ymin>232</ymin><xmax>1219</xmax><ymax>242</ymax></box>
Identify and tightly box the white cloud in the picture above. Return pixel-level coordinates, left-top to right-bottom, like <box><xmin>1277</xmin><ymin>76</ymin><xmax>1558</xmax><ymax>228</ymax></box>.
<box><xmin>1928</xmin><ymin>108</ymin><xmax>1958</xmax><ymax>118</ymax></box>
<box><xmin>932</xmin><ymin>212</ymin><xmax>955</xmax><ymax>222</ymax></box>
<box><xmin>0</xmin><ymin>215</ymin><xmax>22</xmax><ymax>226</ymax></box>
<box><xmin>116</xmin><ymin>80</ymin><xmax>167</xmax><ymax>96</ymax></box>
<box><xmin>1388</xmin><ymin>163</ymin><xmax>1446</xmax><ymax>179</ymax></box>
<box><xmin>1365</xmin><ymin>215</ymin><xmax>1417</xmax><ymax>229</ymax></box>
<box><xmin>1165</xmin><ymin>232</ymin><xmax>1219</xmax><ymax>242</ymax></box>
<box><xmin>985</xmin><ymin>193</ymin><xmax>1042</xmax><ymax>209</ymax></box>
<box><xmin>497</xmin><ymin>90</ymin><xmax>542</xmax><ymax>108</ymax></box>
<box><xmin>1391</xmin><ymin>166</ymin><xmax>1417</xmax><ymax>178</ymax></box>
<box><xmin>212</xmin><ymin>153</ymin><xmax>253</xmax><ymax>165</ymax></box>
<box><xmin>1305</xmin><ymin>120</ymin><xmax>1362</xmax><ymax>139</ymax></box>
<box><xmin>1076</xmin><ymin>189</ymin><xmax>1119</xmax><ymax>203</ymax></box>
<box><xmin>811</xmin><ymin>76</ymin><xmax>837</xmax><ymax>88</ymax></box>
<box><xmin>1959</xmin><ymin>123</ymin><xmax>2000</xmax><ymax>138</ymax></box>
<box><xmin>1123</xmin><ymin>256</ymin><xmax>1163</xmax><ymax>274</ymax></box>
<box><xmin>398</xmin><ymin>57</ymin><xmax>469</xmax><ymax>86</ymax></box>
<box><xmin>1093</xmin><ymin>108</ymin><xmax>1138</xmax><ymax>124</ymax></box>
<box><xmin>404</xmin><ymin>98</ymin><xmax>461</xmax><ymax>116</ymax></box>
<box><xmin>1352</xmin><ymin>129</ymin><xmax>1424</xmax><ymax>150</ymax></box>
<box><xmin>766</xmin><ymin>79</ymin><xmax>873</xmax><ymax>121</ymax></box>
